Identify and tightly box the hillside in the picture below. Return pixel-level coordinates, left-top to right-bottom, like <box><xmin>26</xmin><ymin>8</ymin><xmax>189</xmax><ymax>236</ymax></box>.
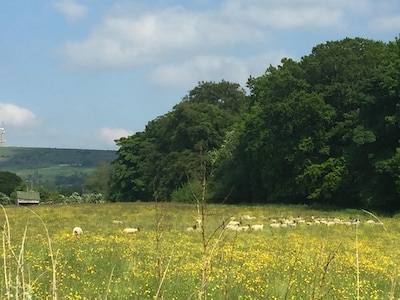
<box><xmin>0</xmin><ymin>147</ymin><xmax>117</xmax><ymax>189</ymax></box>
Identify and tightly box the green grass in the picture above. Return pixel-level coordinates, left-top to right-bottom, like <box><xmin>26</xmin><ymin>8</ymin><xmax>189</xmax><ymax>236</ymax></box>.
<box><xmin>0</xmin><ymin>202</ymin><xmax>398</xmax><ymax>299</ymax></box>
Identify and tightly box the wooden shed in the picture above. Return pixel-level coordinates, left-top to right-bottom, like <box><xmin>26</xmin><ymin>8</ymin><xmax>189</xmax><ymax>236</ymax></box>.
<box><xmin>16</xmin><ymin>191</ymin><xmax>40</xmax><ymax>205</ymax></box>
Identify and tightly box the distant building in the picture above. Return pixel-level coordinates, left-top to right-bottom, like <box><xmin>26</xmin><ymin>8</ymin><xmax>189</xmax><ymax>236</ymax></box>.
<box><xmin>16</xmin><ymin>191</ymin><xmax>40</xmax><ymax>205</ymax></box>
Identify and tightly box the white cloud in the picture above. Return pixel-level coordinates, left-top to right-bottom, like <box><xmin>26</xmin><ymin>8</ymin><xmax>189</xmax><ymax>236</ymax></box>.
<box><xmin>0</xmin><ymin>103</ymin><xmax>38</xmax><ymax>127</ymax></box>
<box><xmin>53</xmin><ymin>0</ymin><xmax>87</xmax><ymax>22</ymax></box>
<box><xmin>57</xmin><ymin>0</ymin><xmax>400</xmax><ymax>91</ymax></box>
<box><xmin>370</xmin><ymin>14</ymin><xmax>400</xmax><ymax>31</ymax></box>
<box><xmin>149</xmin><ymin>51</ymin><xmax>287</xmax><ymax>89</ymax></box>
<box><xmin>58</xmin><ymin>0</ymin><xmax>369</xmax><ymax>71</ymax></box>
<box><xmin>222</xmin><ymin>0</ymin><xmax>347</xmax><ymax>29</ymax></box>
<box><xmin>59</xmin><ymin>5</ymin><xmax>261</xmax><ymax>70</ymax></box>
<box><xmin>99</xmin><ymin>127</ymin><xmax>132</xmax><ymax>145</ymax></box>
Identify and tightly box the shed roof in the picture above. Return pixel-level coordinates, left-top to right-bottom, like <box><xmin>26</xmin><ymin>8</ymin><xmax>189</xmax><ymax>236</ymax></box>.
<box><xmin>16</xmin><ymin>191</ymin><xmax>41</xmax><ymax>201</ymax></box>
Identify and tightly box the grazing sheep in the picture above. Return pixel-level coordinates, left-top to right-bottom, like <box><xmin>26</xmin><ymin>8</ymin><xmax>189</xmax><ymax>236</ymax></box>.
<box><xmin>186</xmin><ymin>226</ymin><xmax>196</xmax><ymax>231</ymax></box>
<box><xmin>73</xmin><ymin>227</ymin><xmax>83</xmax><ymax>236</ymax></box>
<box><xmin>295</xmin><ymin>217</ymin><xmax>306</xmax><ymax>224</ymax></box>
<box><xmin>240</xmin><ymin>215</ymin><xmax>256</xmax><ymax>220</ymax></box>
<box><xmin>123</xmin><ymin>227</ymin><xmax>140</xmax><ymax>234</ymax></box>
<box><xmin>269</xmin><ymin>223</ymin><xmax>281</xmax><ymax>229</ymax></box>
<box><xmin>227</xmin><ymin>220</ymin><xmax>241</xmax><ymax>227</ymax></box>
<box><xmin>365</xmin><ymin>219</ymin><xmax>383</xmax><ymax>225</ymax></box>
<box><xmin>228</xmin><ymin>225</ymin><xmax>250</xmax><ymax>231</ymax></box>
<box><xmin>186</xmin><ymin>224</ymin><xmax>202</xmax><ymax>232</ymax></box>
<box><xmin>251</xmin><ymin>224</ymin><xmax>264</xmax><ymax>231</ymax></box>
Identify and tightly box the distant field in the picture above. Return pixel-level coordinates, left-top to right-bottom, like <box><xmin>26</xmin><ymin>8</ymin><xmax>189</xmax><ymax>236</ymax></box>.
<box><xmin>0</xmin><ymin>202</ymin><xmax>398</xmax><ymax>299</ymax></box>
<box><xmin>0</xmin><ymin>147</ymin><xmax>116</xmax><ymax>188</ymax></box>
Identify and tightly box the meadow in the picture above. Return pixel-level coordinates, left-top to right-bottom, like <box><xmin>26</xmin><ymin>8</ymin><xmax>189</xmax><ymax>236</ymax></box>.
<box><xmin>0</xmin><ymin>202</ymin><xmax>399</xmax><ymax>299</ymax></box>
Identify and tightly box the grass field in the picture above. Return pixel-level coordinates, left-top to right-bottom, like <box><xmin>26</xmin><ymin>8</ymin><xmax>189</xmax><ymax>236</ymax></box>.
<box><xmin>0</xmin><ymin>202</ymin><xmax>399</xmax><ymax>299</ymax></box>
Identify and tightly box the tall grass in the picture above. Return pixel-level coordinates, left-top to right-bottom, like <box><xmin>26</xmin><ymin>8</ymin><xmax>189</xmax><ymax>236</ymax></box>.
<box><xmin>0</xmin><ymin>203</ymin><xmax>398</xmax><ymax>299</ymax></box>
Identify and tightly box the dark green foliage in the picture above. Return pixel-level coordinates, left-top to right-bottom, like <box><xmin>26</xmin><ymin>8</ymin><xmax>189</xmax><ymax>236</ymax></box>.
<box><xmin>229</xmin><ymin>37</ymin><xmax>400</xmax><ymax>210</ymax></box>
<box><xmin>109</xmin><ymin>37</ymin><xmax>400</xmax><ymax>212</ymax></box>
<box><xmin>0</xmin><ymin>171</ymin><xmax>24</xmax><ymax>196</ymax></box>
<box><xmin>110</xmin><ymin>81</ymin><xmax>247</xmax><ymax>202</ymax></box>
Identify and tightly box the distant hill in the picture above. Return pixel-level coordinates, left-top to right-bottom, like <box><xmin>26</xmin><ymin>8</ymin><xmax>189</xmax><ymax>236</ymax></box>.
<box><xmin>0</xmin><ymin>147</ymin><xmax>117</xmax><ymax>190</ymax></box>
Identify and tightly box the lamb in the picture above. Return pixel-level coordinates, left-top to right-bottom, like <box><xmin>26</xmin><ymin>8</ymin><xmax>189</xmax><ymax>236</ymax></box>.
<box><xmin>251</xmin><ymin>224</ymin><xmax>264</xmax><ymax>231</ymax></box>
<box><xmin>123</xmin><ymin>227</ymin><xmax>140</xmax><ymax>234</ymax></box>
<box><xmin>72</xmin><ymin>226</ymin><xmax>83</xmax><ymax>236</ymax></box>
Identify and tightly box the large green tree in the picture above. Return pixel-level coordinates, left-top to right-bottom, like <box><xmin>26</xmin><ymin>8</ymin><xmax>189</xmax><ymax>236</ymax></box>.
<box><xmin>229</xmin><ymin>37</ymin><xmax>400</xmax><ymax>210</ymax></box>
<box><xmin>110</xmin><ymin>81</ymin><xmax>247</xmax><ymax>202</ymax></box>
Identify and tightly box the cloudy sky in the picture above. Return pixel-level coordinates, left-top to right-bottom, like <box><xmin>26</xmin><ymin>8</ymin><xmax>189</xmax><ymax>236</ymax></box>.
<box><xmin>1</xmin><ymin>0</ymin><xmax>399</xmax><ymax>150</ymax></box>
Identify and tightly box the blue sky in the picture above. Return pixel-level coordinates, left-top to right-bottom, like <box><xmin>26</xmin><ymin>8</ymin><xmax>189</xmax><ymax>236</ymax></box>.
<box><xmin>1</xmin><ymin>0</ymin><xmax>400</xmax><ymax>150</ymax></box>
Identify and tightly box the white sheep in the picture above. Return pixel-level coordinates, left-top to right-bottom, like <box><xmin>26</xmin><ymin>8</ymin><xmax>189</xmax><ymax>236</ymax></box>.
<box><xmin>112</xmin><ymin>220</ymin><xmax>123</xmax><ymax>224</ymax></box>
<box><xmin>123</xmin><ymin>227</ymin><xmax>140</xmax><ymax>234</ymax></box>
<box><xmin>269</xmin><ymin>223</ymin><xmax>281</xmax><ymax>229</ymax></box>
<box><xmin>228</xmin><ymin>225</ymin><xmax>250</xmax><ymax>231</ymax></box>
<box><xmin>73</xmin><ymin>226</ymin><xmax>83</xmax><ymax>236</ymax></box>
<box><xmin>240</xmin><ymin>215</ymin><xmax>257</xmax><ymax>220</ymax></box>
<box><xmin>365</xmin><ymin>219</ymin><xmax>383</xmax><ymax>225</ymax></box>
<box><xmin>251</xmin><ymin>224</ymin><xmax>264</xmax><ymax>231</ymax></box>
<box><xmin>186</xmin><ymin>224</ymin><xmax>202</xmax><ymax>232</ymax></box>
<box><xmin>226</xmin><ymin>220</ymin><xmax>241</xmax><ymax>227</ymax></box>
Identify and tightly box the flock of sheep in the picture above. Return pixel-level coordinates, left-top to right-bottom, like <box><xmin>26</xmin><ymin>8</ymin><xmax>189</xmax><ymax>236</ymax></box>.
<box><xmin>185</xmin><ymin>214</ymin><xmax>383</xmax><ymax>233</ymax></box>
<box><xmin>72</xmin><ymin>214</ymin><xmax>383</xmax><ymax>236</ymax></box>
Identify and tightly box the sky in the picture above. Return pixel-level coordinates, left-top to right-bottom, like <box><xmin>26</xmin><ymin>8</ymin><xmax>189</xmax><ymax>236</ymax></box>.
<box><xmin>1</xmin><ymin>0</ymin><xmax>400</xmax><ymax>150</ymax></box>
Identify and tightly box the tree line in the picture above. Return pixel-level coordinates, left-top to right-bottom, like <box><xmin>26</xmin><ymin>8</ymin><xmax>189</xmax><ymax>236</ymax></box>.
<box><xmin>110</xmin><ymin>37</ymin><xmax>400</xmax><ymax>212</ymax></box>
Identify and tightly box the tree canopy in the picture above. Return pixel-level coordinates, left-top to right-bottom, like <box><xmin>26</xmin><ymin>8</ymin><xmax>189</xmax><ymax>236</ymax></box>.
<box><xmin>109</xmin><ymin>37</ymin><xmax>400</xmax><ymax>212</ymax></box>
<box><xmin>110</xmin><ymin>80</ymin><xmax>247</xmax><ymax>202</ymax></box>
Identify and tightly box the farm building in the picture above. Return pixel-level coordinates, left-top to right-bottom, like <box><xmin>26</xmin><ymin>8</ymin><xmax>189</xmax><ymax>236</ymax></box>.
<box><xmin>15</xmin><ymin>191</ymin><xmax>40</xmax><ymax>205</ymax></box>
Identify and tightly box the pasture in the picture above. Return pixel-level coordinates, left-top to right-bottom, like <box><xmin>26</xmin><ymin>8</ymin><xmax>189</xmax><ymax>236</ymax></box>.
<box><xmin>0</xmin><ymin>202</ymin><xmax>399</xmax><ymax>299</ymax></box>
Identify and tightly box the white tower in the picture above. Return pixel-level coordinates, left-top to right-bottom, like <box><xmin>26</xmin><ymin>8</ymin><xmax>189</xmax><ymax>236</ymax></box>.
<box><xmin>0</xmin><ymin>122</ymin><xmax>5</xmax><ymax>147</ymax></box>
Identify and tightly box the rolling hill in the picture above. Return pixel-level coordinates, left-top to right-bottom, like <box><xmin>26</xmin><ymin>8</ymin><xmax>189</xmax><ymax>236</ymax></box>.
<box><xmin>0</xmin><ymin>147</ymin><xmax>117</xmax><ymax>189</ymax></box>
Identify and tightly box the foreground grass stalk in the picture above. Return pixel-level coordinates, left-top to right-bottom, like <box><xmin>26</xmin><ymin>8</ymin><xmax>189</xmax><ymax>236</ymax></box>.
<box><xmin>104</xmin><ymin>265</ymin><xmax>115</xmax><ymax>300</ymax></box>
<box><xmin>25</xmin><ymin>208</ymin><xmax>58</xmax><ymax>300</ymax></box>
<box><xmin>355</xmin><ymin>216</ymin><xmax>360</xmax><ymax>300</ymax></box>
<box><xmin>198</xmin><ymin>144</ymin><xmax>208</xmax><ymax>300</ymax></box>
<box><xmin>312</xmin><ymin>245</ymin><xmax>338</xmax><ymax>300</ymax></box>
<box><xmin>17</xmin><ymin>225</ymin><xmax>28</xmax><ymax>299</ymax></box>
<box><xmin>362</xmin><ymin>210</ymin><xmax>398</xmax><ymax>299</ymax></box>
<box><xmin>2</xmin><ymin>205</ymin><xmax>10</xmax><ymax>299</ymax></box>
<box><xmin>283</xmin><ymin>250</ymin><xmax>300</xmax><ymax>300</ymax></box>
<box><xmin>155</xmin><ymin>250</ymin><xmax>174</xmax><ymax>300</ymax></box>
<box><xmin>155</xmin><ymin>200</ymin><xmax>165</xmax><ymax>299</ymax></box>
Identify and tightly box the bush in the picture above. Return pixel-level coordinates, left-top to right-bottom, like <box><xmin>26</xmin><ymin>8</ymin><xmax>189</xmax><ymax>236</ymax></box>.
<box><xmin>171</xmin><ymin>180</ymin><xmax>203</xmax><ymax>203</ymax></box>
<box><xmin>0</xmin><ymin>192</ymin><xmax>11</xmax><ymax>205</ymax></box>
